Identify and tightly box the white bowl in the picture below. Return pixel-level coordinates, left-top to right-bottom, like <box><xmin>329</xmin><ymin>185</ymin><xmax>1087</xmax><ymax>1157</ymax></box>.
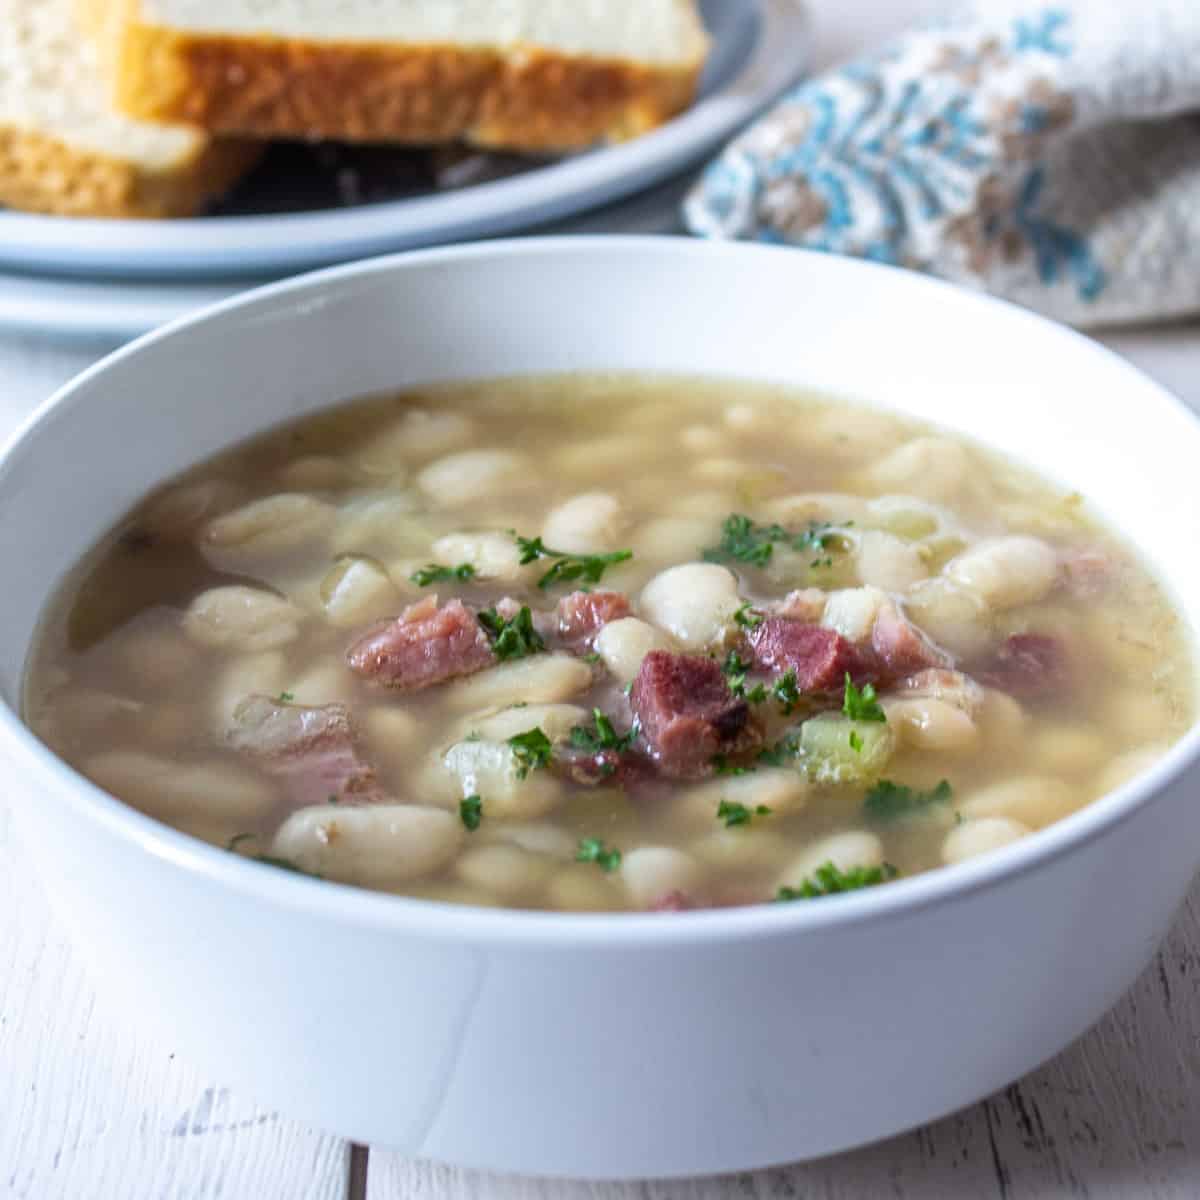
<box><xmin>1</xmin><ymin>239</ymin><xmax>1198</xmax><ymax>1181</ymax></box>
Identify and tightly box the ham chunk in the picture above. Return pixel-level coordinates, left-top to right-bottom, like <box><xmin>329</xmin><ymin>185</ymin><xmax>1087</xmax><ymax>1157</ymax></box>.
<box><xmin>630</xmin><ymin>651</ymin><xmax>761</xmax><ymax>778</ymax></box>
<box><xmin>652</xmin><ymin>890</ymin><xmax>696</xmax><ymax>912</ymax></box>
<box><xmin>870</xmin><ymin>601</ymin><xmax>953</xmax><ymax>683</ymax></box>
<box><xmin>228</xmin><ymin>695</ymin><xmax>383</xmax><ymax>809</ymax></box>
<box><xmin>749</xmin><ymin>619</ymin><xmax>866</xmax><ymax>694</ymax></box>
<box><xmin>346</xmin><ymin>596</ymin><xmax>494</xmax><ymax>690</ymax></box>
<box><xmin>557</xmin><ymin>590</ymin><xmax>631</xmax><ymax>644</ymax></box>
<box><xmin>980</xmin><ymin>634</ymin><xmax>1068</xmax><ymax>699</ymax></box>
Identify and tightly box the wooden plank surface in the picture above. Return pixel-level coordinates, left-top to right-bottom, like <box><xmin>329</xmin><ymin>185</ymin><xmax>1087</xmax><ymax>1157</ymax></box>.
<box><xmin>366</xmin><ymin>881</ymin><xmax>1200</xmax><ymax>1198</ymax></box>
<box><xmin>0</xmin><ymin>803</ymin><xmax>351</xmax><ymax>1200</ymax></box>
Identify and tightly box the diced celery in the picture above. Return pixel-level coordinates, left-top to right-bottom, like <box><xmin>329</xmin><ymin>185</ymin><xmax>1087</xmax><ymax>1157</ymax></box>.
<box><xmin>799</xmin><ymin>713</ymin><xmax>895</xmax><ymax>785</ymax></box>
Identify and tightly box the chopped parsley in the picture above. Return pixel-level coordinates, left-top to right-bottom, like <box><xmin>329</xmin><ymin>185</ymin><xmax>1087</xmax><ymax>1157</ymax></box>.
<box><xmin>757</xmin><ymin>732</ymin><xmax>803</xmax><ymax>767</ymax></box>
<box><xmin>717</xmin><ymin>799</ymin><xmax>773</xmax><ymax>827</ymax></box>
<box><xmin>712</xmin><ymin>755</ymin><xmax>756</xmax><ymax>776</ymax></box>
<box><xmin>410</xmin><ymin>562</ymin><xmax>477</xmax><ymax>588</ymax></box>
<box><xmin>514</xmin><ymin>534</ymin><xmax>633</xmax><ymax>590</ymax></box>
<box><xmin>460</xmin><ymin>794</ymin><xmax>483</xmax><ymax>831</ymax></box>
<box><xmin>733</xmin><ymin>602</ymin><xmax>765</xmax><ymax>631</ymax></box>
<box><xmin>776</xmin><ymin>861</ymin><xmax>898</xmax><ymax>901</ymax></box>
<box><xmin>848</xmin><ymin>729</ymin><xmax>864</xmax><ymax>754</ymax></box>
<box><xmin>508</xmin><ymin>727</ymin><xmax>554</xmax><ymax>779</ymax></box>
<box><xmin>722</xmin><ymin>649</ymin><xmax>752</xmax><ymax>696</ymax></box>
<box><xmin>703</xmin><ymin>514</ymin><xmax>850</xmax><ymax>571</ymax></box>
<box><xmin>864</xmin><ymin>779</ymin><xmax>953</xmax><ymax>821</ymax></box>
<box><xmin>277</xmin><ymin>691</ymin><xmax>294</xmax><ymax>703</ymax></box>
<box><xmin>576</xmin><ymin>837</ymin><xmax>622</xmax><ymax>872</ymax></box>
<box><xmin>772</xmin><ymin>671</ymin><xmax>801</xmax><ymax>715</ymax></box>
<box><xmin>583</xmin><ymin>652</ymin><xmax>602</xmax><ymax>665</ymax></box>
<box><xmin>570</xmin><ymin>709</ymin><xmax>639</xmax><ymax>754</ymax></box>
<box><xmin>327</xmin><ymin>794</ymin><xmax>340</xmax><ymax>804</ymax></box>
<box><xmin>842</xmin><ymin>674</ymin><xmax>886</xmax><ymax>723</ymax></box>
<box><xmin>478</xmin><ymin>605</ymin><xmax>546</xmax><ymax>661</ymax></box>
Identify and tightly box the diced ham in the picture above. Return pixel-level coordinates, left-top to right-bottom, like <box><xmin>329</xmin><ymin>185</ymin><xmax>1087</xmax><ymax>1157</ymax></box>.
<box><xmin>630</xmin><ymin>651</ymin><xmax>761</xmax><ymax>779</ymax></box>
<box><xmin>748</xmin><ymin>619</ymin><xmax>867</xmax><ymax>694</ymax></box>
<box><xmin>980</xmin><ymin>634</ymin><xmax>1069</xmax><ymax>699</ymax></box>
<box><xmin>228</xmin><ymin>695</ymin><xmax>384</xmax><ymax>809</ymax></box>
<box><xmin>773</xmin><ymin>588</ymin><xmax>827</xmax><ymax>624</ymax></box>
<box><xmin>869</xmin><ymin>601</ymin><xmax>953</xmax><ymax>683</ymax></box>
<box><xmin>557</xmin><ymin>590</ymin><xmax>631</xmax><ymax>644</ymax></box>
<box><xmin>346</xmin><ymin>596</ymin><xmax>494</xmax><ymax>690</ymax></box>
<box><xmin>651</xmin><ymin>890</ymin><xmax>695</xmax><ymax>912</ymax></box>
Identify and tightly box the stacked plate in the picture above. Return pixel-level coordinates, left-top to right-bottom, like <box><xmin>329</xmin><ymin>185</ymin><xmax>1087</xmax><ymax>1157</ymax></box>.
<box><xmin>0</xmin><ymin>0</ymin><xmax>806</xmax><ymax>344</ymax></box>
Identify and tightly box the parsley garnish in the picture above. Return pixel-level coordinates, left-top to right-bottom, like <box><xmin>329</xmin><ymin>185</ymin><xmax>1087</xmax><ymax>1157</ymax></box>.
<box><xmin>776</xmin><ymin>861</ymin><xmax>898</xmax><ymax>901</ymax></box>
<box><xmin>717</xmin><ymin>799</ymin><xmax>773</xmax><ymax>827</ymax></box>
<box><xmin>277</xmin><ymin>691</ymin><xmax>294</xmax><ymax>703</ymax></box>
<box><xmin>583</xmin><ymin>652</ymin><xmax>602</xmax><ymax>665</ymax></box>
<box><xmin>478</xmin><ymin>605</ymin><xmax>546</xmax><ymax>661</ymax></box>
<box><xmin>712</xmin><ymin>755</ymin><xmax>756</xmax><ymax>776</ymax></box>
<box><xmin>508</xmin><ymin>728</ymin><xmax>554</xmax><ymax>779</ymax></box>
<box><xmin>863</xmin><ymin>779</ymin><xmax>953</xmax><ymax>821</ymax></box>
<box><xmin>772</xmin><ymin>671</ymin><xmax>801</xmax><ymax>714</ymax></box>
<box><xmin>576</xmin><ymin>837</ymin><xmax>622</xmax><ymax>872</ymax></box>
<box><xmin>848</xmin><ymin>730</ymin><xmax>864</xmax><ymax>754</ymax></box>
<box><xmin>703</xmin><ymin>514</ymin><xmax>849</xmax><ymax>570</ymax></box>
<box><xmin>569</xmin><ymin>709</ymin><xmax>638</xmax><ymax>754</ymax></box>
<box><xmin>327</xmin><ymin>794</ymin><xmax>340</xmax><ymax>804</ymax></box>
<box><xmin>410</xmin><ymin>562</ymin><xmax>477</xmax><ymax>588</ymax></box>
<box><xmin>722</xmin><ymin>649</ymin><xmax>752</xmax><ymax>697</ymax></box>
<box><xmin>842</xmin><ymin>674</ymin><xmax>886</xmax><ymax>723</ymax></box>
<box><xmin>734</xmin><ymin>602</ymin><xmax>765</xmax><ymax>631</ymax></box>
<box><xmin>460</xmin><ymin>794</ymin><xmax>483</xmax><ymax>831</ymax></box>
<box><xmin>514</xmin><ymin>534</ymin><xmax>633</xmax><ymax>590</ymax></box>
<box><xmin>757</xmin><ymin>732</ymin><xmax>803</xmax><ymax>767</ymax></box>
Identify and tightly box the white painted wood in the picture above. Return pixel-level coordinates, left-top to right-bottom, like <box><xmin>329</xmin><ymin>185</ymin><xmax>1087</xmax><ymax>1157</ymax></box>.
<box><xmin>0</xmin><ymin>801</ymin><xmax>351</xmax><ymax>1200</ymax></box>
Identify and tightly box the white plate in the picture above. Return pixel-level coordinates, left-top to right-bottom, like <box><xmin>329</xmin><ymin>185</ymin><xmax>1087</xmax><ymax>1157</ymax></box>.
<box><xmin>0</xmin><ymin>0</ymin><xmax>805</xmax><ymax>281</ymax></box>
<box><xmin>0</xmin><ymin>172</ymin><xmax>693</xmax><ymax>344</ymax></box>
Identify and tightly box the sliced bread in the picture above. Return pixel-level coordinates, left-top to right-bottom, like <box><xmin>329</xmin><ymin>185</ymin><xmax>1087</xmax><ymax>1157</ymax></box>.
<box><xmin>0</xmin><ymin>0</ymin><xmax>256</xmax><ymax>219</ymax></box>
<box><xmin>84</xmin><ymin>0</ymin><xmax>711</xmax><ymax>151</ymax></box>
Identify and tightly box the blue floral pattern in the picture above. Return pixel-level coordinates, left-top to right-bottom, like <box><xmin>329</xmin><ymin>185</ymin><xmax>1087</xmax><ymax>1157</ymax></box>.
<box><xmin>684</xmin><ymin>6</ymin><xmax>1111</xmax><ymax>310</ymax></box>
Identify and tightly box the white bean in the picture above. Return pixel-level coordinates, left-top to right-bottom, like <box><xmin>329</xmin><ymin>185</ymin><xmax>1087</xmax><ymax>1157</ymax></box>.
<box><xmin>209</xmin><ymin>651</ymin><xmax>288</xmax><ymax>728</ymax></box>
<box><xmin>114</xmin><ymin>620</ymin><xmax>199</xmax><ymax>688</ymax></box>
<box><xmin>332</xmin><ymin>493</ymin><xmax>429</xmax><ymax>557</ymax></box>
<box><xmin>863</xmin><ymin>437</ymin><xmax>971</xmax><ymax>502</ymax></box>
<box><xmin>1095</xmin><ymin>744</ymin><xmax>1171</xmax><ymax>794</ymax></box>
<box><xmin>84</xmin><ymin>751</ymin><xmax>274</xmax><ymax>823</ymax></box>
<box><xmin>639</xmin><ymin>563</ymin><xmax>740</xmax><ymax>650</ymax></box>
<box><xmin>481</xmin><ymin>822</ymin><xmax>577</xmax><ymax>860</ymax></box>
<box><xmin>554</xmin><ymin>435</ymin><xmax>656</xmax><ymax>476</ymax></box>
<box><xmin>141</xmin><ymin>478</ymin><xmax>245</xmax><ymax>542</ymax></box>
<box><xmin>945</xmin><ymin>536</ymin><xmax>1058</xmax><ymax>611</ymax></box>
<box><xmin>272</xmin><ymin>804</ymin><xmax>463</xmax><ymax>887</ymax></box>
<box><xmin>1030</xmin><ymin>724</ymin><xmax>1107</xmax><ymax>777</ymax></box>
<box><xmin>354</xmin><ymin>409</ymin><xmax>476</xmax><ymax>473</ymax></box>
<box><xmin>942</xmin><ymin>817</ymin><xmax>1030</xmax><ymax>864</ymax></box>
<box><xmin>620</xmin><ymin>847</ymin><xmax>704</xmax><ymax>909</ymax></box>
<box><xmin>442</xmin><ymin>739</ymin><xmax>562</xmax><ymax>819</ymax></box>
<box><xmin>776</xmin><ymin>831</ymin><xmax>885</xmax><ymax>892</ymax></box>
<box><xmin>321</xmin><ymin>557</ymin><xmax>401</xmax><ymax>627</ymax></box>
<box><xmin>455</xmin><ymin>843</ymin><xmax>557</xmax><ymax>901</ymax></box>
<box><xmin>960</xmin><ymin>776</ymin><xmax>1077</xmax><ymax>829</ymax></box>
<box><xmin>362</xmin><ymin>707</ymin><xmax>422</xmax><ymax>776</ymax></box>
<box><xmin>443</xmin><ymin>654</ymin><xmax>593</xmax><ymax>713</ymax></box>
<box><xmin>865</xmin><ymin>495</ymin><xmax>946</xmax><ymax>540</ymax></box>
<box><xmin>820</xmin><ymin>587</ymin><xmax>887</xmax><ymax>643</ymax></box>
<box><xmin>690</xmin><ymin>828</ymin><xmax>791</xmax><ymax>873</ymax></box>
<box><xmin>416</xmin><ymin>449</ymin><xmax>528</xmax><ymax>505</ymax></box>
<box><xmin>905</xmin><ymin>577</ymin><xmax>994</xmax><ymax>658</ymax></box>
<box><xmin>593</xmin><ymin>618</ymin><xmax>677</xmax><ymax>685</ymax></box>
<box><xmin>883</xmin><ymin>698</ymin><xmax>981</xmax><ymax>755</ymax></box>
<box><xmin>471</xmin><ymin>703</ymin><xmax>588</xmax><ymax>745</ymax></box>
<box><xmin>184</xmin><ymin>587</ymin><xmax>304</xmax><ymax>652</ymax></box>
<box><xmin>542</xmin><ymin>492</ymin><xmax>624</xmax><ymax>554</ymax></box>
<box><xmin>685</xmin><ymin>769</ymin><xmax>809</xmax><ymax>824</ymax></box>
<box><xmin>545</xmin><ymin>865</ymin><xmax>625</xmax><ymax>912</ymax></box>
<box><xmin>854</xmin><ymin>530</ymin><xmax>930</xmax><ymax>593</ymax></box>
<box><xmin>976</xmin><ymin>687</ymin><xmax>1028</xmax><ymax>750</ymax></box>
<box><xmin>276</xmin><ymin>456</ymin><xmax>353</xmax><ymax>490</ymax></box>
<box><xmin>288</xmin><ymin>662</ymin><xmax>356</xmax><ymax>708</ymax></box>
<box><xmin>202</xmin><ymin>493</ymin><xmax>336</xmax><ymax>556</ymax></box>
<box><xmin>432</xmin><ymin>530</ymin><xmax>529</xmax><ymax>582</ymax></box>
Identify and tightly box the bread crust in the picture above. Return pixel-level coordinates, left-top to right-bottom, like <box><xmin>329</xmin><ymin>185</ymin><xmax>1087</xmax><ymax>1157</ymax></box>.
<box><xmin>0</xmin><ymin>123</ymin><xmax>259</xmax><ymax>218</ymax></box>
<box><xmin>94</xmin><ymin>6</ymin><xmax>707</xmax><ymax>150</ymax></box>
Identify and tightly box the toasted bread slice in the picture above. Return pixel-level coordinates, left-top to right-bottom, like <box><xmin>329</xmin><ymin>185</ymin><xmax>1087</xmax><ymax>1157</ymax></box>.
<box><xmin>0</xmin><ymin>0</ymin><xmax>256</xmax><ymax>218</ymax></box>
<box><xmin>84</xmin><ymin>0</ymin><xmax>710</xmax><ymax>152</ymax></box>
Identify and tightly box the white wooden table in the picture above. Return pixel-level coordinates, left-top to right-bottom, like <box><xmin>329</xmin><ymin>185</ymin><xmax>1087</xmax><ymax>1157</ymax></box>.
<box><xmin>4</xmin><ymin>3</ymin><xmax>1200</xmax><ymax>1196</ymax></box>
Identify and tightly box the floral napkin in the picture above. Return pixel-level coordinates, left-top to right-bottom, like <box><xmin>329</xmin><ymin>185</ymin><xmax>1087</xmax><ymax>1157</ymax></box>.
<box><xmin>684</xmin><ymin>1</ymin><xmax>1200</xmax><ymax>328</ymax></box>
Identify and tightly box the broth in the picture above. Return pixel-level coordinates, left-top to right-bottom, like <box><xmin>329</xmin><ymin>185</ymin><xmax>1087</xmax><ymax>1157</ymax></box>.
<box><xmin>24</xmin><ymin>376</ymin><xmax>1196</xmax><ymax>911</ymax></box>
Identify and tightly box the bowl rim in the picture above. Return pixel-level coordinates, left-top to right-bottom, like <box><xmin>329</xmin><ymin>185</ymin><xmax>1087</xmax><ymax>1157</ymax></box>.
<box><xmin>3</xmin><ymin>234</ymin><xmax>1199</xmax><ymax>948</ymax></box>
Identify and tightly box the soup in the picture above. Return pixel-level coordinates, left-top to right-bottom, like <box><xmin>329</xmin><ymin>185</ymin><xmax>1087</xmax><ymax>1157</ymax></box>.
<box><xmin>23</xmin><ymin>376</ymin><xmax>1195</xmax><ymax>911</ymax></box>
